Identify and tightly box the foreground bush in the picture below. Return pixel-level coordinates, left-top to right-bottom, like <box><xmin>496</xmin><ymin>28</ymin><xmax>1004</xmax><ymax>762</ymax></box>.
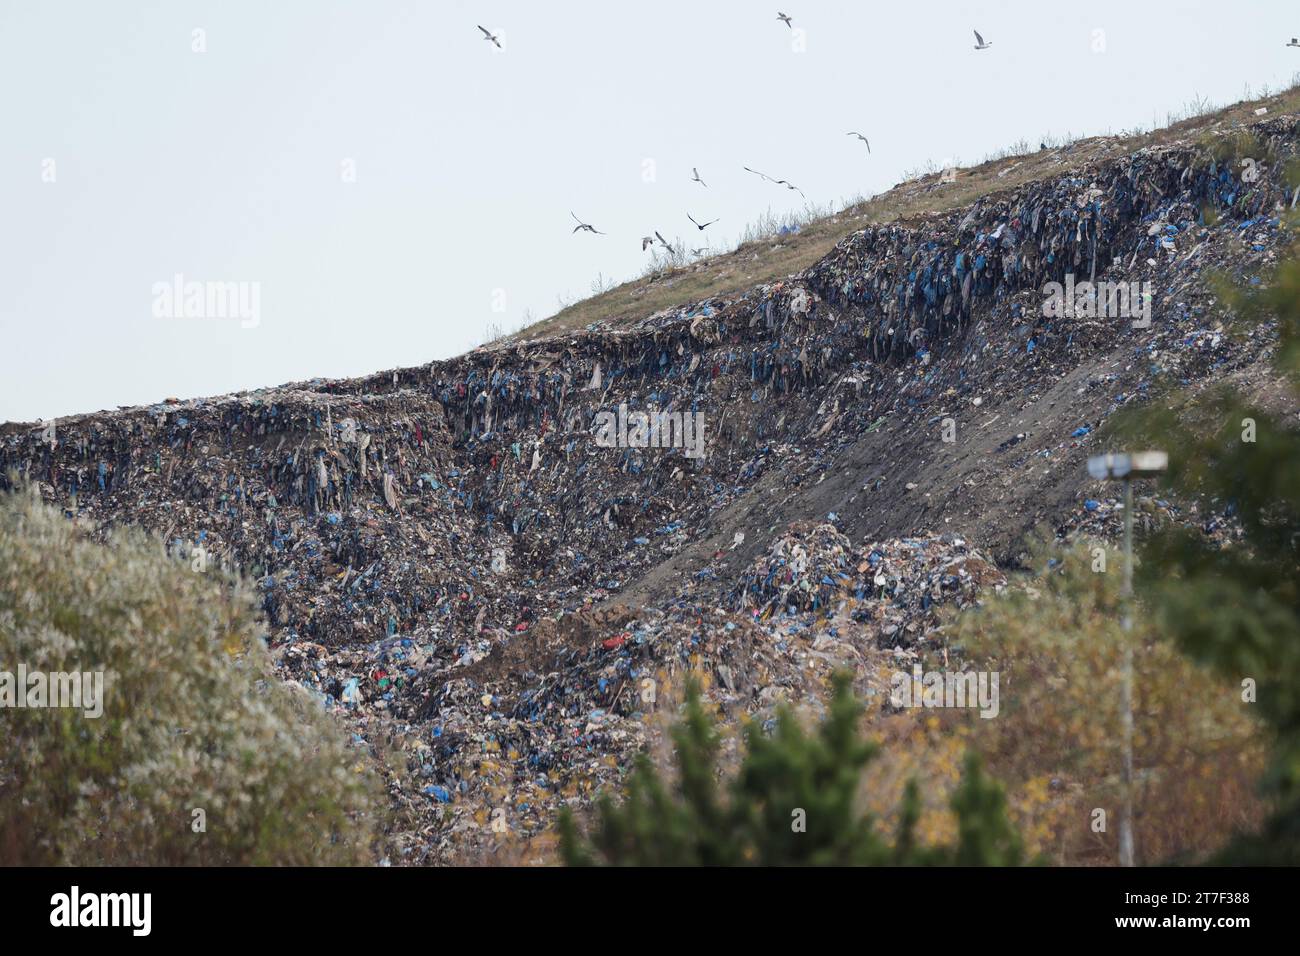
<box><xmin>0</xmin><ymin>488</ymin><xmax>380</xmax><ymax>864</ymax></box>
<box><xmin>946</xmin><ymin>542</ymin><xmax>1264</xmax><ymax>864</ymax></box>
<box><xmin>559</xmin><ymin>672</ymin><xmax>1027</xmax><ymax>865</ymax></box>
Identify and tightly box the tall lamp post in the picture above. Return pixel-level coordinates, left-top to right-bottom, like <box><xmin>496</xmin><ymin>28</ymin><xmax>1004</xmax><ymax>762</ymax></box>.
<box><xmin>1087</xmin><ymin>450</ymin><xmax>1168</xmax><ymax>868</ymax></box>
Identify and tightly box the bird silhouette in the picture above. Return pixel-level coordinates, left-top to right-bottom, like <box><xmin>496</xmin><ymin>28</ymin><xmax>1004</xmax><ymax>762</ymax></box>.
<box><xmin>847</xmin><ymin>131</ymin><xmax>871</xmax><ymax>153</ymax></box>
<box><xmin>641</xmin><ymin>236</ymin><xmax>656</xmax><ymax>251</ymax></box>
<box><xmin>571</xmin><ymin>212</ymin><xmax>605</xmax><ymax>235</ymax></box>
<box><xmin>744</xmin><ymin>166</ymin><xmax>805</xmax><ymax>199</ymax></box>
<box><xmin>777</xmin><ymin>12</ymin><xmax>793</xmax><ymax>29</ymax></box>
<box><xmin>688</xmin><ymin>214</ymin><xmax>719</xmax><ymax>231</ymax></box>
<box><xmin>691</xmin><ymin>167</ymin><xmax>708</xmax><ymax>187</ymax></box>
<box><xmin>973</xmin><ymin>30</ymin><xmax>992</xmax><ymax>50</ymax></box>
<box><xmin>477</xmin><ymin>25</ymin><xmax>501</xmax><ymax>49</ymax></box>
<box><xmin>1289</xmin><ymin>38</ymin><xmax>1300</xmax><ymax>48</ymax></box>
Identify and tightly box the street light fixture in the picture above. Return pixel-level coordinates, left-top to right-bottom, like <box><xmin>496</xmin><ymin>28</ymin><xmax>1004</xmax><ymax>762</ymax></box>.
<box><xmin>1087</xmin><ymin>450</ymin><xmax>1167</xmax><ymax>869</ymax></box>
<box><xmin>1087</xmin><ymin>451</ymin><xmax>1169</xmax><ymax>481</ymax></box>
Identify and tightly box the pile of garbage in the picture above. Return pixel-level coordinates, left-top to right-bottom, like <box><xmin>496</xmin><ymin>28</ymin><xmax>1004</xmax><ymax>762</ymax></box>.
<box><xmin>808</xmin><ymin>123</ymin><xmax>1294</xmax><ymax>362</ymax></box>
<box><xmin>729</xmin><ymin>521</ymin><xmax>856</xmax><ymax>616</ymax></box>
<box><xmin>729</xmin><ymin>522</ymin><xmax>1003</xmax><ymax>644</ymax></box>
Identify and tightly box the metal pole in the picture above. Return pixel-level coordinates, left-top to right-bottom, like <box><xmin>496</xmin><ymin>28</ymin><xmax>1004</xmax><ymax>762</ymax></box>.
<box><xmin>1119</xmin><ymin>477</ymin><xmax>1135</xmax><ymax>867</ymax></box>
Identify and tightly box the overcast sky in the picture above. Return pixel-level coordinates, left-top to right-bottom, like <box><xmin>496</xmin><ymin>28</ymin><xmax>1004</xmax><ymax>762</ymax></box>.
<box><xmin>3</xmin><ymin>0</ymin><xmax>1299</xmax><ymax>423</ymax></box>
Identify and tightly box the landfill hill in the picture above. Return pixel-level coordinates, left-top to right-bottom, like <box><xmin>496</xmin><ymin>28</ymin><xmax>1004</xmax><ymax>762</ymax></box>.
<box><xmin>3</xmin><ymin>93</ymin><xmax>1298</xmax><ymax>863</ymax></box>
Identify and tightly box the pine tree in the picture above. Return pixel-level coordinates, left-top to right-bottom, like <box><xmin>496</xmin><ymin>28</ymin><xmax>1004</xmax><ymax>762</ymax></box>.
<box><xmin>559</xmin><ymin>672</ymin><xmax>1026</xmax><ymax>866</ymax></box>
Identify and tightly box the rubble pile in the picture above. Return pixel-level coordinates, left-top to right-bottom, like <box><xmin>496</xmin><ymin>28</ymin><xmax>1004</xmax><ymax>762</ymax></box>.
<box><xmin>2</xmin><ymin>112</ymin><xmax>1297</xmax><ymax>862</ymax></box>
<box><xmin>729</xmin><ymin>522</ymin><xmax>1003</xmax><ymax>644</ymax></box>
<box><xmin>730</xmin><ymin>521</ymin><xmax>857</xmax><ymax>616</ymax></box>
<box><xmin>809</xmin><ymin>130</ymin><xmax>1294</xmax><ymax>361</ymax></box>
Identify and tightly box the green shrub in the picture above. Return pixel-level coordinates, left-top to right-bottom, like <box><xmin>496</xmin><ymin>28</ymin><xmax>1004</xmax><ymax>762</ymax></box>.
<box><xmin>559</xmin><ymin>672</ymin><xmax>1026</xmax><ymax>866</ymax></box>
<box><xmin>0</xmin><ymin>487</ymin><xmax>380</xmax><ymax>864</ymax></box>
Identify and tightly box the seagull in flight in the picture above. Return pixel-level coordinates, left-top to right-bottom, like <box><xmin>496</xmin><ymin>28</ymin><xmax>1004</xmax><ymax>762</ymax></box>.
<box><xmin>654</xmin><ymin>231</ymin><xmax>677</xmax><ymax>255</ymax></box>
<box><xmin>691</xmin><ymin>167</ymin><xmax>708</xmax><ymax>187</ymax></box>
<box><xmin>571</xmin><ymin>212</ymin><xmax>604</xmax><ymax>235</ymax></box>
<box><xmin>846</xmin><ymin>131</ymin><xmax>871</xmax><ymax>153</ymax></box>
<box><xmin>688</xmin><ymin>213</ymin><xmax>719</xmax><ymax>231</ymax></box>
<box><xmin>973</xmin><ymin>30</ymin><xmax>992</xmax><ymax>50</ymax></box>
<box><xmin>478</xmin><ymin>25</ymin><xmax>501</xmax><ymax>49</ymax></box>
<box><xmin>744</xmin><ymin>166</ymin><xmax>805</xmax><ymax>200</ymax></box>
<box><xmin>641</xmin><ymin>236</ymin><xmax>656</xmax><ymax>251</ymax></box>
<box><xmin>777</xmin><ymin>12</ymin><xmax>793</xmax><ymax>28</ymax></box>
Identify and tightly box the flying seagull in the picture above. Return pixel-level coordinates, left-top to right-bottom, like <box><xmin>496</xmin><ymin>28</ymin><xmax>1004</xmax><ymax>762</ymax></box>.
<box><xmin>641</xmin><ymin>236</ymin><xmax>656</xmax><ymax>251</ymax></box>
<box><xmin>973</xmin><ymin>30</ymin><xmax>992</xmax><ymax>50</ymax></box>
<box><xmin>777</xmin><ymin>12</ymin><xmax>793</xmax><ymax>29</ymax></box>
<box><xmin>847</xmin><ymin>131</ymin><xmax>871</xmax><ymax>153</ymax></box>
<box><xmin>744</xmin><ymin>166</ymin><xmax>805</xmax><ymax>199</ymax></box>
<box><xmin>691</xmin><ymin>167</ymin><xmax>708</xmax><ymax>187</ymax></box>
<box><xmin>688</xmin><ymin>213</ymin><xmax>719</xmax><ymax>231</ymax></box>
<box><xmin>478</xmin><ymin>25</ymin><xmax>501</xmax><ymax>49</ymax></box>
<box><xmin>571</xmin><ymin>212</ymin><xmax>604</xmax><ymax>235</ymax></box>
<box><xmin>654</xmin><ymin>231</ymin><xmax>677</xmax><ymax>255</ymax></box>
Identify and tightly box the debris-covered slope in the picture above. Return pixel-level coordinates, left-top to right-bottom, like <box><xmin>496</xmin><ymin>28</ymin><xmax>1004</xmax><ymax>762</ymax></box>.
<box><xmin>2</xmin><ymin>111</ymin><xmax>1296</xmax><ymax>863</ymax></box>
